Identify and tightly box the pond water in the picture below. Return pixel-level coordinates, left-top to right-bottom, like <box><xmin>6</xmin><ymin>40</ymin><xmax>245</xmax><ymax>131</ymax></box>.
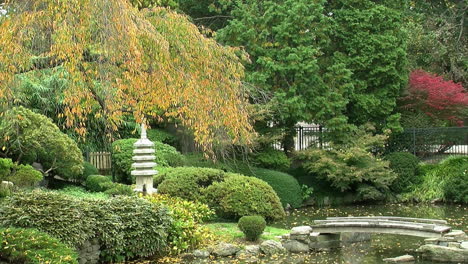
<box><xmin>156</xmin><ymin>203</ymin><xmax>468</xmax><ymax>264</ymax></box>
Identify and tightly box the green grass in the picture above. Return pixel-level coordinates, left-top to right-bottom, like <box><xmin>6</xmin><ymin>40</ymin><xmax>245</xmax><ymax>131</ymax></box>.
<box><xmin>55</xmin><ymin>186</ymin><xmax>109</xmax><ymax>199</ymax></box>
<box><xmin>204</xmin><ymin>222</ymin><xmax>289</xmax><ymax>242</ymax></box>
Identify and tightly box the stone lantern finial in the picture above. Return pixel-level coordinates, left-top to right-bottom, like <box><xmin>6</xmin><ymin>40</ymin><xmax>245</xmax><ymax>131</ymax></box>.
<box><xmin>141</xmin><ymin>123</ymin><xmax>147</xmax><ymax>139</ymax></box>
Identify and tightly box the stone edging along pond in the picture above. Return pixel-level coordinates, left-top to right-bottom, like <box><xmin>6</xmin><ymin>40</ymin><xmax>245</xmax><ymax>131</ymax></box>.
<box><xmin>181</xmin><ymin>226</ymin><xmax>468</xmax><ymax>263</ymax></box>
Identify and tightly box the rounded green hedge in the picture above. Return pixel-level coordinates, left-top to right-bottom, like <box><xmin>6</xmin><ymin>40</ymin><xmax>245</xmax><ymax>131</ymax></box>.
<box><xmin>156</xmin><ymin>167</ymin><xmax>227</xmax><ymax>201</ymax></box>
<box><xmin>442</xmin><ymin>156</ymin><xmax>468</xmax><ymax>203</ymax></box>
<box><xmin>86</xmin><ymin>175</ymin><xmax>112</xmax><ymax>192</ymax></box>
<box><xmin>251</xmin><ymin>148</ymin><xmax>291</xmax><ymax>172</ymax></box>
<box><xmin>251</xmin><ymin>168</ymin><xmax>302</xmax><ymax>208</ymax></box>
<box><xmin>0</xmin><ymin>227</ymin><xmax>78</xmax><ymax>264</ymax></box>
<box><xmin>112</xmin><ymin>138</ymin><xmax>185</xmax><ymax>184</ymax></box>
<box><xmin>81</xmin><ymin>161</ymin><xmax>99</xmax><ymax>180</ymax></box>
<box><xmin>385</xmin><ymin>152</ymin><xmax>420</xmax><ymax>193</ymax></box>
<box><xmin>0</xmin><ymin>190</ymin><xmax>171</xmax><ymax>262</ymax></box>
<box><xmin>8</xmin><ymin>164</ymin><xmax>43</xmax><ymax>188</ymax></box>
<box><xmin>202</xmin><ymin>174</ymin><xmax>285</xmax><ymax>221</ymax></box>
<box><xmin>238</xmin><ymin>215</ymin><xmax>266</xmax><ymax>241</ymax></box>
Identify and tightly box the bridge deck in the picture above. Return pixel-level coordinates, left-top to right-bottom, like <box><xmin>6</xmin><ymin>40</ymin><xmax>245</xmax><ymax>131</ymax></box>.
<box><xmin>312</xmin><ymin>216</ymin><xmax>451</xmax><ymax>238</ymax></box>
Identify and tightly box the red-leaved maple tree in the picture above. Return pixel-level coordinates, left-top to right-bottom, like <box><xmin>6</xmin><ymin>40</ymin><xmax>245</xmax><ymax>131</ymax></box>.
<box><xmin>402</xmin><ymin>70</ymin><xmax>468</xmax><ymax>126</ymax></box>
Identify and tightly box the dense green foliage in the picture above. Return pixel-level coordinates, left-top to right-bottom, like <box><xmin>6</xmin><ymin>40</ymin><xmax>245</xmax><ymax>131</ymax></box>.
<box><xmin>7</xmin><ymin>164</ymin><xmax>43</xmax><ymax>188</ymax></box>
<box><xmin>411</xmin><ymin>156</ymin><xmax>468</xmax><ymax>203</ymax></box>
<box><xmin>0</xmin><ymin>227</ymin><xmax>78</xmax><ymax>264</ymax></box>
<box><xmin>101</xmin><ymin>182</ymin><xmax>135</xmax><ymax>196</ymax></box>
<box><xmin>238</xmin><ymin>215</ymin><xmax>266</xmax><ymax>241</ymax></box>
<box><xmin>145</xmin><ymin>194</ymin><xmax>215</xmax><ymax>254</ymax></box>
<box><xmin>295</xmin><ymin>129</ymin><xmax>396</xmax><ymax>200</ymax></box>
<box><xmin>156</xmin><ymin>167</ymin><xmax>227</xmax><ymax>201</ymax></box>
<box><xmin>385</xmin><ymin>152</ymin><xmax>421</xmax><ymax>193</ymax></box>
<box><xmin>0</xmin><ymin>191</ymin><xmax>172</xmax><ymax>262</ymax></box>
<box><xmin>251</xmin><ymin>148</ymin><xmax>291</xmax><ymax>172</ymax></box>
<box><xmin>0</xmin><ymin>107</ymin><xmax>84</xmax><ymax>180</ymax></box>
<box><xmin>405</xmin><ymin>0</ymin><xmax>466</xmax><ymax>86</ymax></box>
<box><xmin>251</xmin><ymin>168</ymin><xmax>302</xmax><ymax>208</ymax></box>
<box><xmin>147</xmin><ymin>128</ymin><xmax>178</xmax><ymax>148</ymax></box>
<box><xmin>0</xmin><ymin>158</ymin><xmax>14</xmax><ymax>179</ymax></box>
<box><xmin>326</xmin><ymin>0</ymin><xmax>408</xmax><ymax>131</ymax></box>
<box><xmin>81</xmin><ymin>162</ymin><xmax>99</xmax><ymax>180</ymax></box>
<box><xmin>112</xmin><ymin>138</ymin><xmax>184</xmax><ymax>184</ymax></box>
<box><xmin>217</xmin><ymin>0</ymin><xmax>349</xmax><ymax>152</ymax></box>
<box><xmin>203</xmin><ymin>174</ymin><xmax>285</xmax><ymax>221</ymax></box>
<box><xmin>443</xmin><ymin>162</ymin><xmax>468</xmax><ymax>203</ymax></box>
<box><xmin>85</xmin><ymin>175</ymin><xmax>112</xmax><ymax>192</ymax></box>
<box><xmin>0</xmin><ymin>158</ymin><xmax>43</xmax><ymax>188</ymax></box>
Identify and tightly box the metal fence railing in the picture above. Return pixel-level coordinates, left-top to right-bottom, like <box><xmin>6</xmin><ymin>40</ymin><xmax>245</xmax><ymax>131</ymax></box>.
<box><xmin>274</xmin><ymin>126</ymin><xmax>468</xmax><ymax>160</ymax></box>
<box><xmin>387</xmin><ymin>127</ymin><xmax>468</xmax><ymax>160</ymax></box>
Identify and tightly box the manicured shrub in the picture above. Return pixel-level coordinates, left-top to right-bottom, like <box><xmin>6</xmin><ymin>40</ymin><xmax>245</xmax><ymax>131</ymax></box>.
<box><xmin>0</xmin><ymin>190</ymin><xmax>171</xmax><ymax>262</ymax></box>
<box><xmin>441</xmin><ymin>156</ymin><xmax>468</xmax><ymax>203</ymax></box>
<box><xmin>385</xmin><ymin>152</ymin><xmax>421</xmax><ymax>193</ymax></box>
<box><xmin>251</xmin><ymin>148</ymin><xmax>291</xmax><ymax>172</ymax></box>
<box><xmin>86</xmin><ymin>175</ymin><xmax>112</xmax><ymax>192</ymax></box>
<box><xmin>112</xmin><ymin>138</ymin><xmax>184</xmax><ymax>184</ymax></box>
<box><xmin>81</xmin><ymin>161</ymin><xmax>99</xmax><ymax>180</ymax></box>
<box><xmin>7</xmin><ymin>164</ymin><xmax>43</xmax><ymax>188</ymax></box>
<box><xmin>238</xmin><ymin>215</ymin><xmax>266</xmax><ymax>241</ymax></box>
<box><xmin>0</xmin><ymin>107</ymin><xmax>84</xmax><ymax>180</ymax></box>
<box><xmin>145</xmin><ymin>194</ymin><xmax>215</xmax><ymax>254</ymax></box>
<box><xmin>0</xmin><ymin>227</ymin><xmax>78</xmax><ymax>264</ymax></box>
<box><xmin>251</xmin><ymin>168</ymin><xmax>302</xmax><ymax>208</ymax></box>
<box><xmin>102</xmin><ymin>182</ymin><xmax>135</xmax><ymax>196</ymax></box>
<box><xmin>202</xmin><ymin>174</ymin><xmax>285</xmax><ymax>221</ymax></box>
<box><xmin>0</xmin><ymin>185</ymin><xmax>12</xmax><ymax>198</ymax></box>
<box><xmin>157</xmin><ymin>167</ymin><xmax>227</xmax><ymax>201</ymax></box>
<box><xmin>443</xmin><ymin>162</ymin><xmax>468</xmax><ymax>203</ymax></box>
<box><xmin>0</xmin><ymin>158</ymin><xmax>14</xmax><ymax>180</ymax></box>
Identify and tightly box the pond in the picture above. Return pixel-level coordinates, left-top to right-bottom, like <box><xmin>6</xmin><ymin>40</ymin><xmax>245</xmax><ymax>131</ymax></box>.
<box><xmin>162</xmin><ymin>203</ymin><xmax>467</xmax><ymax>264</ymax></box>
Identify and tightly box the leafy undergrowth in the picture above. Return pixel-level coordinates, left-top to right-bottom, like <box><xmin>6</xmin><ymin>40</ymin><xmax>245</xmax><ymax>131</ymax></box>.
<box><xmin>204</xmin><ymin>222</ymin><xmax>289</xmax><ymax>243</ymax></box>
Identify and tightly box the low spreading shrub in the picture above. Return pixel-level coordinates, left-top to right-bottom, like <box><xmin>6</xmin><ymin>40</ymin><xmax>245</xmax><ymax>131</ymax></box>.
<box><xmin>0</xmin><ymin>227</ymin><xmax>78</xmax><ymax>264</ymax></box>
<box><xmin>86</xmin><ymin>175</ymin><xmax>112</xmax><ymax>192</ymax></box>
<box><xmin>112</xmin><ymin>139</ymin><xmax>184</xmax><ymax>184</ymax></box>
<box><xmin>238</xmin><ymin>215</ymin><xmax>266</xmax><ymax>241</ymax></box>
<box><xmin>385</xmin><ymin>152</ymin><xmax>421</xmax><ymax>193</ymax></box>
<box><xmin>8</xmin><ymin>164</ymin><xmax>43</xmax><ymax>188</ymax></box>
<box><xmin>294</xmin><ymin>129</ymin><xmax>396</xmax><ymax>201</ymax></box>
<box><xmin>102</xmin><ymin>182</ymin><xmax>135</xmax><ymax>196</ymax></box>
<box><xmin>251</xmin><ymin>148</ymin><xmax>291</xmax><ymax>172</ymax></box>
<box><xmin>156</xmin><ymin>167</ymin><xmax>227</xmax><ymax>201</ymax></box>
<box><xmin>0</xmin><ymin>158</ymin><xmax>43</xmax><ymax>188</ymax></box>
<box><xmin>145</xmin><ymin>194</ymin><xmax>215</xmax><ymax>254</ymax></box>
<box><xmin>81</xmin><ymin>162</ymin><xmax>99</xmax><ymax>180</ymax></box>
<box><xmin>202</xmin><ymin>174</ymin><xmax>285</xmax><ymax>221</ymax></box>
<box><xmin>0</xmin><ymin>190</ymin><xmax>171</xmax><ymax>262</ymax></box>
<box><xmin>251</xmin><ymin>168</ymin><xmax>302</xmax><ymax>208</ymax></box>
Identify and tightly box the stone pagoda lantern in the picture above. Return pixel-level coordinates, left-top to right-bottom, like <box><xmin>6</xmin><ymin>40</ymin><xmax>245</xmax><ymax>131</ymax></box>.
<box><xmin>131</xmin><ymin>124</ymin><xmax>157</xmax><ymax>194</ymax></box>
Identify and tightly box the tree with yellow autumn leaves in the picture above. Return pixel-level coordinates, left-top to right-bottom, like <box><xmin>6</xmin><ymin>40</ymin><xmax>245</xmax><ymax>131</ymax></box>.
<box><xmin>0</xmin><ymin>0</ymin><xmax>253</xmax><ymax>155</ymax></box>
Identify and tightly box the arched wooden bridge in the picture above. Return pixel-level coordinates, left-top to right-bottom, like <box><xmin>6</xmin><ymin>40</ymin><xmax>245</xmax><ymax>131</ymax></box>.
<box><xmin>312</xmin><ymin>216</ymin><xmax>452</xmax><ymax>238</ymax></box>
